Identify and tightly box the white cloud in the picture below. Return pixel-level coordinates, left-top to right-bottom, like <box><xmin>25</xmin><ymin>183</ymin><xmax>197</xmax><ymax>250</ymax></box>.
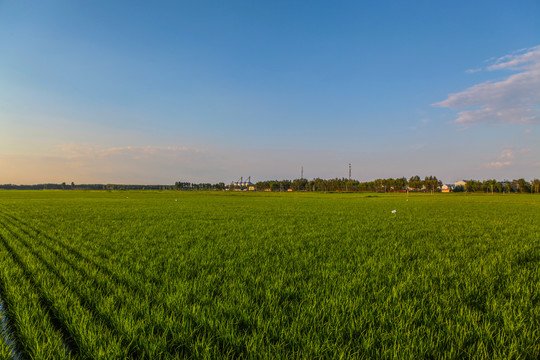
<box><xmin>498</xmin><ymin>149</ymin><xmax>515</xmax><ymax>160</ymax></box>
<box><xmin>434</xmin><ymin>45</ymin><xmax>540</xmax><ymax>126</ymax></box>
<box><xmin>484</xmin><ymin>161</ymin><xmax>512</xmax><ymax>169</ymax></box>
<box><xmin>481</xmin><ymin>146</ymin><xmax>536</xmax><ymax>170</ymax></box>
<box><xmin>487</xmin><ymin>46</ymin><xmax>540</xmax><ymax>71</ymax></box>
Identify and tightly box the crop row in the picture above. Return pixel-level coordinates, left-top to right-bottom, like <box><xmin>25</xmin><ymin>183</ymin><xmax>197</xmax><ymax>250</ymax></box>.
<box><xmin>0</xmin><ymin>210</ymin><xmax>199</xmax><ymax>359</ymax></box>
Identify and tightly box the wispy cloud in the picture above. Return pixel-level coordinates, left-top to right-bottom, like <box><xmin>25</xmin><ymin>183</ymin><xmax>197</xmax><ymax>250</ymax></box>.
<box><xmin>1</xmin><ymin>143</ymin><xmax>213</xmax><ymax>184</ymax></box>
<box><xmin>55</xmin><ymin>144</ymin><xmax>198</xmax><ymax>159</ymax></box>
<box><xmin>484</xmin><ymin>161</ymin><xmax>511</xmax><ymax>169</ymax></box>
<box><xmin>434</xmin><ymin>45</ymin><xmax>540</xmax><ymax>127</ymax></box>
<box><xmin>483</xmin><ymin>147</ymin><xmax>516</xmax><ymax>169</ymax></box>
<box><xmin>498</xmin><ymin>148</ymin><xmax>515</xmax><ymax>160</ymax></box>
<box><xmin>481</xmin><ymin>146</ymin><xmax>535</xmax><ymax>170</ymax></box>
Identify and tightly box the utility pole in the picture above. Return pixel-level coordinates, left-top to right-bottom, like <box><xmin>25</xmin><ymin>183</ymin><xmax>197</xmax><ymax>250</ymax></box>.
<box><xmin>301</xmin><ymin>166</ymin><xmax>303</xmax><ymax>180</ymax></box>
<box><xmin>349</xmin><ymin>163</ymin><xmax>351</xmax><ymax>180</ymax></box>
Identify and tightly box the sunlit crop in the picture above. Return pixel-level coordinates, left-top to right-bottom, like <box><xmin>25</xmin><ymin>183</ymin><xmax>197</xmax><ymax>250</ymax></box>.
<box><xmin>0</xmin><ymin>191</ymin><xmax>538</xmax><ymax>359</ymax></box>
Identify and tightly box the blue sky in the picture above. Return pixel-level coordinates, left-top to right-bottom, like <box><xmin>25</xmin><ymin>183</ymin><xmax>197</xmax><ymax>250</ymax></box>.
<box><xmin>1</xmin><ymin>1</ymin><xmax>539</xmax><ymax>184</ymax></box>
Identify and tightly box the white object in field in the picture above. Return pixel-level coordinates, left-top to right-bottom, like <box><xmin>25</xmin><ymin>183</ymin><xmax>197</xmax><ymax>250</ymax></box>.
<box><xmin>391</xmin><ymin>210</ymin><xmax>397</xmax><ymax>214</ymax></box>
<box><xmin>175</xmin><ymin>199</ymin><xmax>178</xmax><ymax>202</ymax></box>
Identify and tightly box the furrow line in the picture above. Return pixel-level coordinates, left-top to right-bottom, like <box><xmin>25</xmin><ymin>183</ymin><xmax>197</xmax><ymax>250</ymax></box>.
<box><xmin>0</xmin><ymin>232</ymin><xmax>75</xmax><ymax>359</ymax></box>
<box><xmin>0</xmin><ymin>227</ymin><xmax>130</xmax><ymax>359</ymax></box>
<box><xmin>0</xmin><ymin>210</ymin><xmax>248</xmax><ymax>358</ymax></box>
<box><xmin>0</xmin><ymin>212</ymin><xmax>145</xmax><ymax>300</ymax></box>
<box><xmin>0</xmin><ymin>204</ymin><xmax>272</xmax><ymax>358</ymax></box>
<box><xmin>0</xmin><ymin>210</ymin><xmax>163</xmax><ymax>293</ymax></box>
<box><xmin>0</xmin><ymin>214</ymin><xmax>196</xmax><ymax>358</ymax></box>
<box><xmin>0</xmin><ymin>211</ymin><xmax>176</xmax><ymax>324</ymax></box>
<box><xmin>0</xmin><ymin>295</ymin><xmax>17</xmax><ymax>359</ymax></box>
<box><xmin>0</xmin><ymin>211</ymin><xmax>165</xmax><ymax>314</ymax></box>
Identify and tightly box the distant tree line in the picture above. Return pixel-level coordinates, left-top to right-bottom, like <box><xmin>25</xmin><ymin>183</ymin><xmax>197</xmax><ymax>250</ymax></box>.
<box><xmin>0</xmin><ymin>183</ymin><xmax>219</xmax><ymax>191</ymax></box>
<box><xmin>457</xmin><ymin>178</ymin><xmax>540</xmax><ymax>193</ymax></box>
<box><xmin>250</xmin><ymin>176</ymin><xmax>441</xmax><ymax>192</ymax></box>
<box><xmin>242</xmin><ymin>176</ymin><xmax>540</xmax><ymax>193</ymax></box>
<box><xmin>2</xmin><ymin>177</ymin><xmax>539</xmax><ymax>193</ymax></box>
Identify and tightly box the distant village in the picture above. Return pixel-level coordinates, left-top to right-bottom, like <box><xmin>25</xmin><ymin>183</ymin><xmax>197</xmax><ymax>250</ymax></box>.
<box><xmin>1</xmin><ymin>176</ymin><xmax>539</xmax><ymax>193</ymax></box>
<box><xmin>227</xmin><ymin>177</ymin><xmax>539</xmax><ymax>193</ymax></box>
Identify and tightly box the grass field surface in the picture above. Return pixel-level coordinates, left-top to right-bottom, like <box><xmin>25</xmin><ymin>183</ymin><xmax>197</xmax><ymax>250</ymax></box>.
<box><xmin>0</xmin><ymin>190</ymin><xmax>538</xmax><ymax>359</ymax></box>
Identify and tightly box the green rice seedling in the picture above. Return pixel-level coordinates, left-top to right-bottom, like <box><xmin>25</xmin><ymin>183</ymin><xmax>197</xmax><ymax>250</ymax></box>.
<box><xmin>0</xmin><ymin>234</ymin><xmax>68</xmax><ymax>358</ymax></box>
<box><xmin>0</xmin><ymin>308</ymin><xmax>15</xmax><ymax>360</ymax></box>
<box><xmin>0</xmin><ymin>217</ymin><xmax>175</xmax><ymax>358</ymax></box>
<box><xmin>0</xmin><ymin>221</ymin><xmax>128</xmax><ymax>359</ymax></box>
<box><xmin>0</xmin><ymin>191</ymin><xmax>538</xmax><ymax>359</ymax></box>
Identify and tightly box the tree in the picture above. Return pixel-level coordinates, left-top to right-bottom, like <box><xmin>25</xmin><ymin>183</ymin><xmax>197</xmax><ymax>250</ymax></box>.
<box><xmin>392</xmin><ymin>177</ymin><xmax>407</xmax><ymax>192</ymax></box>
<box><xmin>532</xmin><ymin>179</ymin><xmax>540</xmax><ymax>194</ymax></box>
<box><xmin>71</xmin><ymin>182</ymin><xmax>75</xmax><ymax>190</ymax></box>
<box><xmin>503</xmin><ymin>181</ymin><xmax>513</xmax><ymax>193</ymax></box>
<box><xmin>465</xmin><ymin>180</ymin><xmax>482</xmax><ymax>192</ymax></box>
<box><xmin>409</xmin><ymin>176</ymin><xmax>422</xmax><ymax>191</ymax></box>
<box><xmin>291</xmin><ymin>178</ymin><xmax>308</xmax><ymax>191</ymax></box>
<box><xmin>424</xmin><ymin>176</ymin><xmax>440</xmax><ymax>192</ymax></box>
<box><xmin>483</xmin><ymin>179</ymin><xmax>497</xmax><ymax>193</ymax></box>
<box><xmin>61</xmin><ymin>182</ymin><xmax>66</xmax><ymax>190</ymax></box>
<box><xmin>517</xmin><ymin>178</ymin><xmax>530</xmax><ymax>193</ymax></box>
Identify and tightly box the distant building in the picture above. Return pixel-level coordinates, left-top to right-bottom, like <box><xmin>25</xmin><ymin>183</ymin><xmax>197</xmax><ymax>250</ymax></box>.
<box><xmin>231</xmin><ymin>181</ymin><xmax>253</xmax><ymax>187</ymax></box>
<box><xmin>231</xmin><ymin>176</ymin><xmax>253</xmax><ymax>189</ymax></box>
<box><xmin>441</xmin><ymin>184</ymin><xmax>453</xmax><ymax>192</ymax></box>
<box><xmin>454</xmin><ymin>180</ymin><xmax>467</xmax><ymax>187</ymax></box>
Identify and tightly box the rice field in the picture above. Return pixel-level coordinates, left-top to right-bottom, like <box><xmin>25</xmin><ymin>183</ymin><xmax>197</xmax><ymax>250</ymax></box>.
<box><xmin>0</xmin><ymin>190</ymin><xmax>538</xmax><ymax>359</ymax></box>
